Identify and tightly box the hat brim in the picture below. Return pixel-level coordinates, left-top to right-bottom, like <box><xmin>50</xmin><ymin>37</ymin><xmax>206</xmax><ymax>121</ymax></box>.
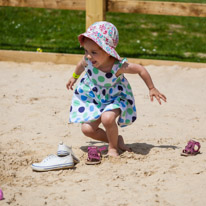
<box><xmin>78</xmin><ymin>33</ymin><xmax>121</xmax><ymax>60</ymax></box>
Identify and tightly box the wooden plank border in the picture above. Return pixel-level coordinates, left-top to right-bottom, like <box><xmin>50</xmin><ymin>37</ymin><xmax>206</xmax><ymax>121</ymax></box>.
<box><xmin>108</xmin><ymin>0</ymin><xmax>206</xmax><ymax>17</ymax></box>
<box><xmin>0</xmin><ymin>50</ymin><xmax>205</xmax><ymax>68</ymax></box>
<box><xmin>0</xmin><ymin>50</ymin><xmax>83</xmax><ymax>65</ymax></box>
<box><xmin>0</xmin><ymin>0</ymin><xmax>206</xmax><ymax>17</ymax></box>
<box><xmin>0</xmin><ymin>0</ymin><xmax>85</xmax><ymax>10</ymax></box>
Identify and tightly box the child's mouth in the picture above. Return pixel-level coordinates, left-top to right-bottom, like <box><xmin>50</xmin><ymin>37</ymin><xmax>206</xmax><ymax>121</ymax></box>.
<box><xmin>92</xmin><ymin>61</ymin><xmax>97</xmax><ymax>65</ymax></box>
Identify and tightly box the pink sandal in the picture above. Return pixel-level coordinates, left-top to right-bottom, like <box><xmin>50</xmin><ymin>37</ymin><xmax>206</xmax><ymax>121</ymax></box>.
<box><xmin>86</xmin><ymin>146</ymin><xmax>107</xmax><ymax>165</ymax></box>
<box><xmin>181</xmin><ymin>140</ymin><xmax>201</xmax><ymax>156</ymax></box>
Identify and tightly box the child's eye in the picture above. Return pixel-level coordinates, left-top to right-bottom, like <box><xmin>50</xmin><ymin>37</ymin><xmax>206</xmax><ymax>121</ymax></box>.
<box><xmin>92</xmin><ymin>51</ymin><xmax>97</xmax><ymax>55</ymax></box>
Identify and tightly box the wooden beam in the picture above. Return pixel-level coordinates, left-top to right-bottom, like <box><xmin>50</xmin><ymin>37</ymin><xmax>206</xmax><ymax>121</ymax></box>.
<box><xmin>108</xmin><ymin>0</ymin><xmax>206</xmax><ymax>17</ymax></box>
<box><xmin>1</xmin><ymin>0</ymin><xmax>205</xmax><ymax>17</ymax></box>
<box><xmin>0</xmin><ymin>50</ymin><xmax>206</xmax><ymax>69</ymax></box>
<box><xmin>0</xmin><ymin>50</ymin><xmax>84</xmax><ymax>65</ymax></box>
<box><xmin>127</xmin><ymin>57</ymin><xmax>206</xmax><ymax>69</ymax></box>
<box><xmin>86</xmin><ymin>0</ymin><xmax>106</xmax><ymax>29</ymax></box>
<box><xmin>0</xmin><ymin>0</ymin><xmax>85</xmax><ymax>10</ymax></box>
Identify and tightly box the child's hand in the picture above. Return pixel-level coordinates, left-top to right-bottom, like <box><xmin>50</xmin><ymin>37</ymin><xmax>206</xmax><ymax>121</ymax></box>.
<box><xmin>66</xmin><ymin>77</ymin><xmax>77</xmax><ymax>90</ymax></box>
<box><xmin>149</xmin><ymin>87</ymin><xmax>167</xmax><ymax>105</ymax></box>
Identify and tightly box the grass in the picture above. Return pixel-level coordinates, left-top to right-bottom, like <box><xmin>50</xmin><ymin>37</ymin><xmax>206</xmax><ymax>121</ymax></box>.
<box><xmin>0</xmin><ymin>6</ymin><xmax>206</xmax><ymax>63</ymax></box>
<box><xmin>108</xmin><ymin>13</ymin><xmax>206</xmax><ymax>62</ymax></box>
<box><xmin>0</xmin><ymin>7</ymin><xmax>85</xmax><ymax>54</ymax></box>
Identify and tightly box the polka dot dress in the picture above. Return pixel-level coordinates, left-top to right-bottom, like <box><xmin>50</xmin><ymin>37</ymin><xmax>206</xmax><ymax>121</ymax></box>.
<box><xmin>69</xmin><ymin>58</ymin><xmax>137</xmax><ymax>127</ymax></box>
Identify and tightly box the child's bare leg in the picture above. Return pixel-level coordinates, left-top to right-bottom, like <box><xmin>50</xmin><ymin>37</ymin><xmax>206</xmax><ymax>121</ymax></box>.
<box><xmin>81</xmin><ymin>118</ymin><xmax>108</xmax><ymax>142</ymax></box>
<box><xmin>81</xmin><ymin>109</ymin><xmax>131</xmax><ymax>156</ymax></box>
<box><xmin>101</xmin><ymin>109</ymin><xmax>121</xmax><ymax>157</ymax></box>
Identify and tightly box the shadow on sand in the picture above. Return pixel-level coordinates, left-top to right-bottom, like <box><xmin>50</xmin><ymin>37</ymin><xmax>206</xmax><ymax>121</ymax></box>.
<box><xmin>127</xmin><ymin>142</ymin><xmax>179</xmax><ymax>155</ymax></box>
<box><xmin>80</xmin><ymin>141</ymin><xmax>179</xmax><ymax>156</ymax></box>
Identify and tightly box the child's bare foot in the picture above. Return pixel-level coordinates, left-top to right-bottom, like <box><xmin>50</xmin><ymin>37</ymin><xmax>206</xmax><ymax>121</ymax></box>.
<box><xmin>107</xmin><ymin>148</ymin><xmax>119</xmax><ymax>157</ymax></box>
<box><xmin>118</xmin><ymin>135</ymin><xmax>132</xmax><ymax>152</ymax></box>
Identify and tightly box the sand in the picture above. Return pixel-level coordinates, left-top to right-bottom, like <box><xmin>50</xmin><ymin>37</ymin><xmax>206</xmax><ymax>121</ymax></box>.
<box><xmin>0</xmin><ymin>60</ymin><xmax>206</xmax><ymax>206</ymax></box>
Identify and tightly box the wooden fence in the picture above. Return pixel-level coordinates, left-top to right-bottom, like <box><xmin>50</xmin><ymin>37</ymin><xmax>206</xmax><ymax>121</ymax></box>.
<box><xmin>1</xmin><ymin>0</ymin><xmax>206</xmax><ymax>28</ymax></box>
<box><xmin>0</xmin><ymin>0</ymin><xmax>206</xmax><ymax>67</ymax></box>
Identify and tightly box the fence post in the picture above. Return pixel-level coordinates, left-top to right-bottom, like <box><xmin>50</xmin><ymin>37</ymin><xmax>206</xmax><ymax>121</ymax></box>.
<box><xmin>86</xmin><ymin>0</ymin><xmax>106</xmax><ymax>30</ymax></box>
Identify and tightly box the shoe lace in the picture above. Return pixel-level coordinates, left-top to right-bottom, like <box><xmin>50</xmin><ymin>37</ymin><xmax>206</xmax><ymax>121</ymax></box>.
<box><xmin>42</xmin><ymin>154</ymin><xmax>56</xmax><ymax>163</ymax></box>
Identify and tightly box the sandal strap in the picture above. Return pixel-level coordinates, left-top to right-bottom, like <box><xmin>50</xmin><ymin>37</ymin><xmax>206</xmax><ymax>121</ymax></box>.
<box><xmin>183</xmin><ymin>140</ymin><xmax>201</xmax><ymax>154</ymax></box>
<box><xmin>88</xmin><ymin>147</ymin><xmax>101</xmax><ymax>161</ymax></box>
<box><xmin>87</xmin><ymin>146</ymin><xmax>107</xmax><ymax>161</ymax></box>
<box><xmin>98</xmin><ymin>146</ymin><xmax>107</xmax><ymax>152</ymax></box>
<box><xmin>192</xmin><ymin>141</ymin><xmax>200</xmax><ymax>152</ymax></box>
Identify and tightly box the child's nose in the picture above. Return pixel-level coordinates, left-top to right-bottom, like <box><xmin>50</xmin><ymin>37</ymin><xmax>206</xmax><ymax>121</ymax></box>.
<box><xmin>86</xmin><ymin>53</ymin><xmax>92</xmax><ymax>59</ymax></box>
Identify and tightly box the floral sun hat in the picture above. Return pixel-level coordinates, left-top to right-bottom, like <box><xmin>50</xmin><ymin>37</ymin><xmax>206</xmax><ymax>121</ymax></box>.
<box><xmin>78</xmin><ymin>21</ymin><xmax>121</xmax><ymax>60</ymax></box>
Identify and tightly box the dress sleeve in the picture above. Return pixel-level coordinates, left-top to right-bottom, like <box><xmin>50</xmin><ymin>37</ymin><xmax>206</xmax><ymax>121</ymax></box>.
<box><xmin>113</xmin><ymin>58</ymin><xmax>127</xmax><ymax>73</ymax></box>
<box><xmin>83</xmin><ymin>57</ymin><xmax>89</xmax><ymax>68</ymax></box>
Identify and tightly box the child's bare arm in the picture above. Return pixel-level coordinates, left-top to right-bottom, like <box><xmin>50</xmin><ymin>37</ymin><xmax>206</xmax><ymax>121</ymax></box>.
<box><xmin>66</xmin><ymin>59</ymin><xmax>85</xmax><ymax>90</ymax></box>
<box><xmin>119</xmin><ymin>62</ymin><xmax>167</xmax><ymax>104</ymax></box>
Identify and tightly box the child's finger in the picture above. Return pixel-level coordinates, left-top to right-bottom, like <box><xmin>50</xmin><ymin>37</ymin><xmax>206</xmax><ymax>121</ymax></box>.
<box><xmin>69</xmin><ymin>83</ymin><xmax>74</xmax><ymax>90</ymax></box>
<box><xmin>159</xmin><ymin>94</ymin><xmax>167</xmax><ymax>102</ymax></box>
<box><xmin>156</xmin><ymin>95</ymin><xmax>162</xmax><ymax>105</ymax></box>
<box><xmin>66</xmin><ymin>81</ymin><xmax>73</xmax><ymax>90</ymax></box>
<box><xmin>66</xmin><ymin>82</ymin><xmax>70</xmax><ymax>90</ymax></box>
<box><xmin>150</xmin><ymin>94</ymin><xmax>154</xmax><ymax>102</ymax></box>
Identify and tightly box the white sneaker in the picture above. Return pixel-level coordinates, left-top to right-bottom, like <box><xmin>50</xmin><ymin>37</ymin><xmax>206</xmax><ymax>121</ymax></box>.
<box><xmin>31</xmin><ymin>154</ymin><xmax>74</xmax><ymax>172</ymax></box>
<box><xmin>57</xmin><ymin>142</ymin><xmax>80</xmax><ymax>164</ymax></box>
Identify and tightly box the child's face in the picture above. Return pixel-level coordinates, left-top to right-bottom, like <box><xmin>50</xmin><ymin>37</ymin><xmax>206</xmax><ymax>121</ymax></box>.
<box><xmin>83</xmin><ymin>38</ymin><xmax>110</xmax><ymax>69</ymax></box>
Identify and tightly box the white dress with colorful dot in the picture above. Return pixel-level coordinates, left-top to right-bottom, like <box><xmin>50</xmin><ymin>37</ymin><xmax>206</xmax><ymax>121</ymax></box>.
<box><xmin>69</xmin><ymin>58</ymin><xmax>137</xmax><ymax>127</ymax></box>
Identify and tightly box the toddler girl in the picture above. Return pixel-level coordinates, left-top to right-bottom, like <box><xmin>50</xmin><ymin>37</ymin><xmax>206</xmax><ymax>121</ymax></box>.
<box><xmin>66</xmin><ymin>21</ymin><xmax>166</xmax><ymax>158</ymax></box>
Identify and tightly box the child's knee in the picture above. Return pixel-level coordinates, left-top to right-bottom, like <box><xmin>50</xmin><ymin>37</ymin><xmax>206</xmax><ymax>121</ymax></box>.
<box><xmin>101</xmin><ymin>112</ymin><xmax>116</xmax><ymax>127</ymax></box>
<box><xmin>81</xmin><ymin>123</ymin><xmax>95</xmax><ymax>137</ymax></box>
